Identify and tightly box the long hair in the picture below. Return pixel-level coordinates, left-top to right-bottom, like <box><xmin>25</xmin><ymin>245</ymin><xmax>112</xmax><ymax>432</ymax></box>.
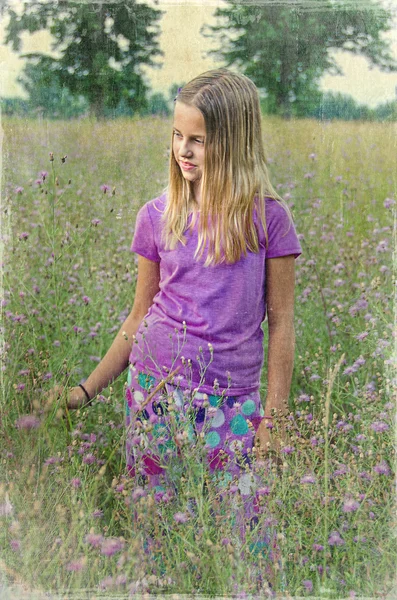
<box><xmin>163</xmin><ymin>68</ymin><xmax>289</xmax><ymax>266</ymax></box>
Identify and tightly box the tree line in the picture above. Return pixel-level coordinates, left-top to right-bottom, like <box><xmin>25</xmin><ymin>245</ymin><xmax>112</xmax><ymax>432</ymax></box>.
<box><xmin>2</xmin><ymin>0</ymin><xmax>396</xmax><ymax>120</ymax></box>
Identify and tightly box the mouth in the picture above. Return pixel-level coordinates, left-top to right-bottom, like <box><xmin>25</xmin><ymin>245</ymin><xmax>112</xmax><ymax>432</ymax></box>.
<box><xmin>180</xmin><ymin>161</ymin><xmax>196</xmax><ymax>170</ymax></box>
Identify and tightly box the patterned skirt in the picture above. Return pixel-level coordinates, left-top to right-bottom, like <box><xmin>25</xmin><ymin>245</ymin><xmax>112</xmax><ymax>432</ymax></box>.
<box><xmin>125</xmin><ymin>366</ymin><xmax>283</xmax><ymax>590</ymax></box>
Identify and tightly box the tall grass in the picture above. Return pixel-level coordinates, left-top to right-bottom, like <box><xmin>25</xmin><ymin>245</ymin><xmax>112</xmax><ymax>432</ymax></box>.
<box><xmin>0</xmin><ymin>115</ymin><xmax>395</xmax><ymax>598</ymax></box>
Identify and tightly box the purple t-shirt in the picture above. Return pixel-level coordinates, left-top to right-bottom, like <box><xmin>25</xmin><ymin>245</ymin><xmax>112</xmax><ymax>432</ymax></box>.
<box><xmin>129</xmin><ymin>193</ymin><xmax>301</xmax><ymax>396</ymax></box>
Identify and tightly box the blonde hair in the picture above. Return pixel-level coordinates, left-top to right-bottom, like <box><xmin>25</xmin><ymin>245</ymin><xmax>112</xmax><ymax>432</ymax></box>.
<box><xmin>163</xmin><ymin>68</ymin><xmax>289</xmax><ymax>266</ymax></box>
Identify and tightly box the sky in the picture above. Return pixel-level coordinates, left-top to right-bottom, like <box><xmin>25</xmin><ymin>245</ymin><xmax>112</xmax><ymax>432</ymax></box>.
<box><xmin>0</xmin><ymin>0</ymin><xmax>397</xmax><ymax>108</ymax></box>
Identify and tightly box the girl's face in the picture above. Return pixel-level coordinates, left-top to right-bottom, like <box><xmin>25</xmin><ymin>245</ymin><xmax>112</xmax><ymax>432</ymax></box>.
<box><xmin>172</xmin><ymin>101</ymin><xmax>206</xmax><ymax>202</ymax></box>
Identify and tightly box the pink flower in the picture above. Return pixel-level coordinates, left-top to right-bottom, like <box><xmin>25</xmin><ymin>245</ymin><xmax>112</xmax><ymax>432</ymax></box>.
<box><xmin>342</xmin><ymin>499</ymin><xmax>360</xmax><ymax>513</ymax></box>
<box><xmin>370</xmin><ymin>421</ymin><xmax>389</xmax><ymax>433</ymax></box>
<box><xmin>100</xmin><ymin>184</ymin><xmax>111</xmax><ymax>194</ymax></box>
<box><xmin>101</xmin><ymin>537</ymin><xmax>124</xmax><ymax>556</ymax></box>
<box><xmin>173</xmin><ymin>512</ymin><xmax>189</xmax><ymax>524</ymax></box>
<box><xmin>10</xmin><ymin>539</ymin><xmax>21</xmax><ymax>552</ymax></box>
<box><xmin>373</xmin><ymin>461</ymin><xmax>391</xmax><ymax>475</ymax></box>
<box><xmin>71</xmin><ymin>478</ymin><xmax>81</xmax><ymax>488</ymax></box>
<box><xmin>84</xmin><ymin>533</ymin><xmax>103</xmax><ymax>547</ymax></box>
<box><xmin>66</xmin><ymin>558</ymin><xmax>85</xmax><ymax>572</ymax></box>
<box><xmin>384</xmin><ymin>198</ymin><xmax>395</xmax><ymax>208</ymax></box>
<box><xmin>15</xmin><ymin>415</ymin><xmax>41</xmax><ymax>430</ymax></box>
<box><xmin>328</xmin><ymin>531</ymin><xmax>345</xmax><ymax>546</ymax></box>
<box><xmin>83</xmin><ymin>453</ymin><xmax>96</xmax><ymax>465</ymax></box>
<box><xmin>300</xmin><ymin>474</ymin><xmax>316</xmax><ymax>484</ymax></box>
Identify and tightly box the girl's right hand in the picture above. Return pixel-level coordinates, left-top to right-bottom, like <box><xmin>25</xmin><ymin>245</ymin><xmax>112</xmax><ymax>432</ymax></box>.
<box><xmin>43</xmin><ymin>385</ymin><xmax>87</xmax><ymax>412</ymax></box>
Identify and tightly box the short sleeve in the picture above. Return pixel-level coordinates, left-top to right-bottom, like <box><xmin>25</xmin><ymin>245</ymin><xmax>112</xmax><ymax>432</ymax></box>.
<box><xmin>130</xmin><ymin>203</ymin><xmax>161</xmax><ymax>262</ymax></box>
<box><xmin>265</xmin><ymin>199</ymin><xmax>302</xmax><ymax>259</ymax></box>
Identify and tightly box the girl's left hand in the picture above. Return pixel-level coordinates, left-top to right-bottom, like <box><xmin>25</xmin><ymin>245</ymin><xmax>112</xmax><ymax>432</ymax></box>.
<box><xmin>253</xmin><ymin>416</ymin><xmax>288</xmax><ymax>462</ymax></box>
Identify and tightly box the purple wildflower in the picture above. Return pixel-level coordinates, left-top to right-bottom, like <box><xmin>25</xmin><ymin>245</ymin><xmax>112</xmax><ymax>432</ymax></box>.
<box><xmin>312</xmin><ymin>543</ymin><xmax>324</xmax><ymax>551</ymax></box>
<box><xmin>85</xmin><ymin>533</ymin><xmax>104</xmax><ymax>547</ymax></box>
<box><xmin>281</xmin><ymin>445</ymin><xmax>295</xmax><ymax>454</ymax></box>
<box><xmin>300</xmin><ymin>474</ymin><xmax>316</xmax><ymax>484</ymax></box>
<box><xmin>302</xmin><ymin>580</ymin><xmax>313</xmax><ymax>592</ymax></box>
<box><xmin>82</xmin><ymin>453</ymin><xmax>96</xmax><ymax>465</ymax></box>
<box><xmin>353</xmin><ymin>356</ymin><xmax>366</xmax><ymax>368</ymax></box>
<box><xmin>174</xmin><ymin>511</ymin><xmax>189</xmax><ymax>524</ymax></box>
<box><xmin>91</xmin><ymin>218</ymin><xmax>102</xmax><ymax>226</ymax></box>
<box><xmin>18</xmin><ymin>232</ymin><xmax>29</xmax><ymax>240</ymax></box>
<box><xmin>71</xmin><ymin>478</ymin><xmax>81</xmax><ymax>488</ymax></box>
<box><xmin>10</xmin><ymin>539</ymin><xmax>21</xmax><ymax>552</ymax></box>
<box><xmin>342</xmin><ymin>499</ymin><xmax>360</xmax><ymax>513</ymax></box>
<box><xmin>333</xmin><ymin>464</ymin><xmax>348</xmax><ymax>477</ymax></box>
<box><xmin>92</xmin><ymin>509</ymin><xmax>104</xmax><ymax>518</ymax></box>
<box><xmin>66</xmin><ymin>558</ymin><xmax>85</xmax><ymax>572</ymax></box>
<box><xmin>298</xmin><ymin>393</ymin><xmax>310</xmax><ymax>403</ymax></box>
<box><xmin>384</xmin><ymin>198</ymin><xmax>395</xmax><ymax>208</ymax></box>
<box><xmin>100</xmin><ymin>184</ymin><xmax>111</xmax><ymax>194</ymax></box>
<box><xmin>370</xmin><ymin>421</ymin><xmax>389</xmax><ymax>433</ymax></box>
<box><xmin>356</xmin><ymin>332</ymin><xmax>368</xmax><ymax>341</ymax></box>
<box><xmin>15</xmin><ymin>415</ymin><xmax>41</xmax><ymax>430</ymax></box>
<box><xmin>44</xmin><ymin>456</ymin><xmax>63</xmax><ymax>466</ymax></box>
<box><xmin>328</xmin><ymin>531</ymin><xmax>345</xmax><ymax>546</ymax></box>
<box><xmin>373</xmin><ymin>461</ymin><xmax>391</xmax><ymax>475</ymax></box>
<box><xmin>343</xmin><ymin>365</ymin><xmax>356</xmax><ymax>376</ymax></box>
<box><xmin>82</xmin><ymin>296</ymin><xmax>91</xmax><ymax>304</ymax></box>
<box><xmin>101</xmin><ymin>537</ymin><xmax>124</xmax><ymax>556</ymax></box>
<box><xmin>15</xmin><ymin>186</ymin><xmax>24</xmax><ymax>194</ymax></box>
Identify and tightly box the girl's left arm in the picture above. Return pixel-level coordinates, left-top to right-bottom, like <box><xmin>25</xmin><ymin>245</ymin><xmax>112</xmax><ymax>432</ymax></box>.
<box><xmin>264</xmin><ymin>255</ymin><xmax>296</xmax><ymax>415</ymax></box>
<box><xmin>254</xmin><ymin>255</ymin><xmax>296</xmax><ymax>455</ymax></box>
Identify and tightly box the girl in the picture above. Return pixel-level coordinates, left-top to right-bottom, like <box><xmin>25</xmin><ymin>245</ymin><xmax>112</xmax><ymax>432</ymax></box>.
<box><xmin>51</xmin><ymin>69</ymin><xmax>301</xmax><ymax>593</ymax></box>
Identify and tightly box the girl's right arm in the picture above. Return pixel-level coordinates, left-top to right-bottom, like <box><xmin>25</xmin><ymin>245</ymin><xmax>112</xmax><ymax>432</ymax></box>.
<box><xmin>46</xmin><ymin>256</ymin><xmax>160</xmax><ymax>410</ymax></box>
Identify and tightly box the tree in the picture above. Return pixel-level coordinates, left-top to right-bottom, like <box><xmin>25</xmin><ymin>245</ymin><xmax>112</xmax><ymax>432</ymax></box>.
<box><xmin>17</xmin><ymin>57</ymin><xmax>89</xmax><ymax>118</ymax></box>
<box><xmin>5</xmin><ymin>1</ymin><xmax>163</xmax><ymax>118</ymax></box>
<box><xmin>209</xmin><ymin>1</ymin><xmax>397</xmax><ymax>117</ymax></box>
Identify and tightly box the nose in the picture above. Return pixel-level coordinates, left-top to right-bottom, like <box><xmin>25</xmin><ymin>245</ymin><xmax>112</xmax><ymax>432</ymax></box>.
<box><xmin>180</xmin><ymin>139</ymin><xmax>193</xmax><ymax>158</ymax></box>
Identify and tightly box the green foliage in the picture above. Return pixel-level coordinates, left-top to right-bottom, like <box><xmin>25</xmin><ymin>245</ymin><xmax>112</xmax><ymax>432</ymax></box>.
<box><xmin>1</xmin><ymin>116</ymin><xmax>395</xmax><ymax>597</ymax></box>
<box><xmin>0</xmin><ymin>96</ymin><xmax>30</xmax><ymax>117</ymax></box>
<box><xmin>1</xmin><ymin>115</ymin><xmax>395</xmax><ymax>596</ymax></box>
<box><xmin>17</xmin><ymin>57</ymin><xmax>89</xmax><ymax>118</ymax></box>
<box><xmin>146</xmin><ymin>92</ymin><xmax>171</xmax><ymax>116</ymax></box>
<box><xmin>306</xmin><ymin>91</ymin><xmax>372</xmax><ymax>121</ymax></box>
<box><xmin>209</xmin><ymin>1</ymin><xmax>396</xmax><ymax>117</ymax></box>
<box><xmin>4</xmin><ymin>1</ymin><xmax>163</xmax><ymax>118</ymax></box>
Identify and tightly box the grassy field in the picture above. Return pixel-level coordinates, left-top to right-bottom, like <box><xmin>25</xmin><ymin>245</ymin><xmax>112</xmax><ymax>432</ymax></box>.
<box><xmin>0</xmin><ymin>115</ymin><xmax>396</xmax><ymax>599</ymax></box>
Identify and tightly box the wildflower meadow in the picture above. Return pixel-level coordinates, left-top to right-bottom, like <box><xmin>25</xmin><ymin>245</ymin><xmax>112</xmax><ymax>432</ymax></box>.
<box><xmin>0</xmin><ymin>115</ymin><xmax>395</xmax><ymax>599</ymax></box>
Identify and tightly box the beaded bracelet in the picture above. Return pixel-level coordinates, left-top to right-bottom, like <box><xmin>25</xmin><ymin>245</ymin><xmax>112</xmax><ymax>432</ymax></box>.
<box><xmin>78</xmin><ymin>384</ymin><xmax>92</xmax><ymax>405</ymax></box>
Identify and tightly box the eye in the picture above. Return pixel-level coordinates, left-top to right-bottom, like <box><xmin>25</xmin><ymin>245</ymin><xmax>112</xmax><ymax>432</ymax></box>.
<box><xmin>173</xmin><ymin>130</ymin><xmax>182</xmax><ymax>138</ymax></box>
<box><xmin>195</xmin><ymin>138</ymin><xmax>204</xmax><ymax>144</ymax></box>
